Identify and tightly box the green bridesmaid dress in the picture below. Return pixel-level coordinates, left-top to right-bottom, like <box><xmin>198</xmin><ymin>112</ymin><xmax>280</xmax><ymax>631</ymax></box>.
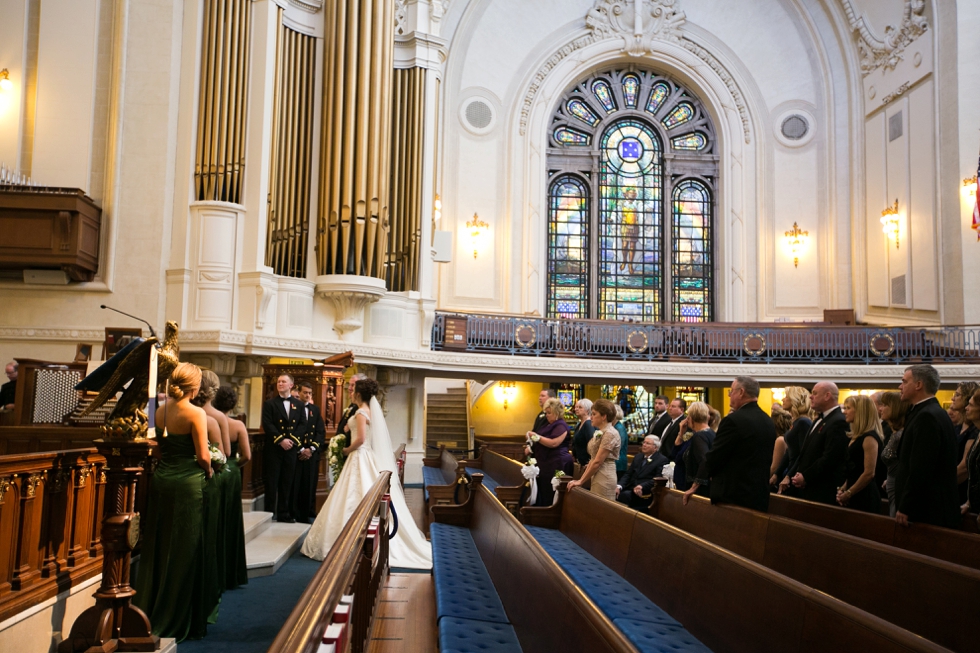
<box><xmin>223</xmin><ymin>441</ymin><xmax>249</xmax><ymax>589</ymax></box>
<box><xmin>134</xmin><ymin>429</ymin><xmax>213</xmax><ymax>641</ymax></box>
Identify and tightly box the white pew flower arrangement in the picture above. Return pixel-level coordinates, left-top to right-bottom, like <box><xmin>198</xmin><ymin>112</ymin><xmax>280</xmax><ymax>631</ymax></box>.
<box><xmin>328</xmin><ymin>434</ymin><xmax>347</xmax><ymax>483</ymax></box>
<box><xmin>521</xmin><ymin>457</ymin><xmax>539</xmax><ymax>505</ymax></box>
<box><xmin>552</xmin><ymin>471</ymin><xmax>566</xmax><ymax>505</ymax></box>
<box><xmin>662</xmin><ymin>461</ymin><xmax>675</xmax><ymax>490</ymax></box>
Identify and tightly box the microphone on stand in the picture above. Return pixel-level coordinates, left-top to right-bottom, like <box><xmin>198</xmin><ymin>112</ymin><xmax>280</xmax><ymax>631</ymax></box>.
<box><xmin>100</xmin><ymin>304</ymin><xmax>158</xmax><ymax>340</ymax></box>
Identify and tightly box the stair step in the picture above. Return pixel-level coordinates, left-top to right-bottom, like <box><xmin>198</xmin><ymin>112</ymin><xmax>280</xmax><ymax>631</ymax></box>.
<box><xmin>243</xmin><ymin>511</ymin><xmax>273</xmax><ymax>544</ymax></box>
<box><xmin>245</xmin><ymin>521</ymin><xmax>310</xmax><ymax>578</ymax></box>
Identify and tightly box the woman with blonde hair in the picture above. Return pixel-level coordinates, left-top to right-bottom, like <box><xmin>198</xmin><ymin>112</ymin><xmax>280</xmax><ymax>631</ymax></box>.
<box><xmin>135</xmin><ymin>363</ymin><xmax>216</xmax><ymax>641</ymax></box>
<box><xmin>526</xmin><ymin>397</ymin><xmax>574</xmax><ymax>505</ymax></box>
<box><xmin>678</xmin><ymin>401</ymin><xmax>716</xmax><ymax>496</ymax></box>
<box><xmin>837</xmin><ymin>394</ymin><xmax>882</xmax><ymax>513</ymax></box>
<box><xmin>773</xmin><ymin>387</ymin><xmax>813</xmax><ymax>491</ymax></box>
<box><xmin>568</xmin><ymin>399</ymin><xmax>621</xmax><ymax>500</ymax></box>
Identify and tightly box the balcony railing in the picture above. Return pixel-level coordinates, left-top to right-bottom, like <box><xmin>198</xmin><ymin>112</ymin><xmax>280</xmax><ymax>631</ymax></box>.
<box><xmin>431</xmin><ymin>312</ymin><xmax>980</xmax><ymax>364</ymax></box>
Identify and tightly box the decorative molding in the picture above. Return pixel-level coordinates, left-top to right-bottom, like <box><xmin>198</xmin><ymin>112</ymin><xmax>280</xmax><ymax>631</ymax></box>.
<box><xmin>288</xmin><ymin>0</ymin><xmax>323</xmax><ymax>13</ymax></box>
<box><xmin>679</xmin><ymin>39</ymin><xmax>750</xmax><ymax>144</ymax></box>
<box><xmin>24</xmin><ymin>473</ymin><xmax>43</xmax><ymax>498</ymax></box>
<box><xmin>838</xmin><ymin>0</ymin><xmax>928</xmax><ymax>76</ymax></box>
<box><xmin>0</xmin><ymin>476</ymin><xmax>11</xmax><ymax>504</ymax></box>
<box><xmin>0</xmin><ymin>327</ymin><xmax>108</xmax><ymax>341</ymax></box>
<box><xmin>520</xmin><ymin>34</ymin><xmax>598</xmax><ymax>137</ymax></box>
<box><xmin>77</xmin><ymin>465</ymin><xmax>91</xmax><ymax>488</ymax></box>
<box><xmin>395</xmin><ymin>0</ymin><xmax>408</xmax><ymax>36</ymax></box>
<box><xmin>879</xmin><ymin>81</ymin><xmax>911</xmax><ymax>106</ymax></box>
<box><xmin>315</xmin><ymin>275</ymin><xmax>387</xmax><ymax>339</ymax></box>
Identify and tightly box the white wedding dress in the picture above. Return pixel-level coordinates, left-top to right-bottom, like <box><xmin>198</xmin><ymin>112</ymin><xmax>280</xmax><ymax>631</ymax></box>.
<box><xmin>300</xmin><ymin>397</ymin><xmax>431</xmax><ymax>570</ymax></box>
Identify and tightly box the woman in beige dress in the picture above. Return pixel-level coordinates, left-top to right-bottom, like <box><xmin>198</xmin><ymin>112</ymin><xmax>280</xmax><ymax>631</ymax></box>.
<box><xmin>567</xmin><ymin>398</ymin><xmax>621</xmax><ymax>500</ymax></box>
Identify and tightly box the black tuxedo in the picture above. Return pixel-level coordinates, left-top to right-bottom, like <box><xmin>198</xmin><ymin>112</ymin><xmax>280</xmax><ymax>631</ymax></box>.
<box><xmin>647</xmin><ymin>412</ymin><xmax>670</xmax><ymax>437</ymax></box>
<box><xmin>294</xmin><ymin>402</ymin><xmax>327</xmax><ymax>523</ymax></box>
<box><xmin>616</xmin><ymin>451</ymin><xmax>668</xmax><ymax>509</ymax></box>
<box><xmin>0</xmin><ymin>379</ymin><xmax>15</xmax><ymax>407</ymax></box>
<box><xmin>696</xmin><ymin>401</ymin><xmax>776</xmax><ymax>512</ymax></box>
<box><xmin>532</xmin><ymin>411</ymin><xmax>548</xmax><ymax>434</ymax></box>
<box><xmin>336</xmin><ymin>402</ymin><xmax>358</xmax><ymax>447</ymax></box>
<box><xmin>660</xmin><ymin>415</ymin><xmax>685</xmax><ymax>459</ymax></box>
<box><xmin>261</xmin><ymin>395</ymin><xmax>308</xmax><ymax>520</ymax></box>
<box><xmin>895</xmin><ymin>397</ymin><xmax>960</xmax><ymax>528</ymax></box>
<box><xmin>789</xmin><ymin>406</ymin><xmax>848</xmax><ymax>505</ymax></box>
<box><xmin>571</xmin><ymin>419</ymin><xmax>595</xmax><ymax>466</ymax></box>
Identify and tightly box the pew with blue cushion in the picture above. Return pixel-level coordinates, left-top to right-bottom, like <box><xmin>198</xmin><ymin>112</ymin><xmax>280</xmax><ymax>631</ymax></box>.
<box><xmin>458</xmin><ymin>447</ymin><xmax>529</xmax><ymax>516</ymax></box>
<box><xmin>421</xmin><ymin>445</ymin><xmax>461</xmax><ymax>531</ymax></box>
<box><xmin>520</xmin><ymin>480</ymin><xmax>948</xmax><ymax>653</ymax></box>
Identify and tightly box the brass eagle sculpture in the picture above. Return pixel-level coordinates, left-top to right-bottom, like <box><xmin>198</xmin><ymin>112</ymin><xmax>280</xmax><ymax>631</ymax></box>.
<box><xmin>76</xmin><ymin>321</ymin><xmax>181</xmax><ymax>440</ymax></box>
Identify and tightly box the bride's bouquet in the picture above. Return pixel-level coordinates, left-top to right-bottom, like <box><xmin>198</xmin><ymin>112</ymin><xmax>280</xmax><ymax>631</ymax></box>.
<box><xmin>328</xmin><ymin>434</ymin><xmax>347</xmax><ymax>483</ymax></box>
<box><xmin>208</xmin><ymin>443</ymin><xmax>227</xmax><ymax>473</ymax></box>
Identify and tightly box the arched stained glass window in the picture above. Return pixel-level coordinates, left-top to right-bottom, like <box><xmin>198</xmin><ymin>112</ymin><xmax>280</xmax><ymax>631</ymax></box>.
<box><xmin>591</xmin><ymin>80</ymin><xmax>617</xmax><ymax>112</ymax></box>
<box><xmin>622</xmin><ymin>75</ymin><xmax>640</xmax><ymax>108</ymax></box>
<box><xmin>547</xmin><ymin>69</ymin><xmax>716</xmax><ymax>323</ymax></box>
<box><xmin>671</xmin><ymin>180</ymin><xmax>712</xmax><ymax>322</ymax></box>
<box><xmin>547</xmin><ymin>176</ymin><xmax>590</xmax><ymax>319</ymax></box>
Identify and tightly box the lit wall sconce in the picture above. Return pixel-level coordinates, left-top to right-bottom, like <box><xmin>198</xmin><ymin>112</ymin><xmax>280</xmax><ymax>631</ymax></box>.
<box><xmin>880</xmin><ymin>199</ymin><xmax>900</xmax><ymax>249</ymax></box>
<box><xmin>433</xmin><ymin>194</ymin><xmax>442</xmax><ymax>222</ymax></box>
<box><xmin>783</xmin><ymin>222</ymin><xmax>808</xmax><ymax>268</ymax></box>
<box><xmin>963</xmin><ymin>175</ymin><xmax>978</xmax><ymax>198</ymax></box>
<box><xmin>0</xmin><ymin>70</ymin><xmax>12</xmax><ymax>92</ymax></box>
<box><xmin>494</xmin><ymin>381</ymin><xmax>518</xmax><ymax>410</ymax></box>
<box><xmin>771</xmin><ymin>388</ymin><xmax>786</xmax><ymax>404</ymax></box>
<box><xmin>466</xmin><ymin>212</ymin><xmax>488</xmax><ymax>259</ymax></box>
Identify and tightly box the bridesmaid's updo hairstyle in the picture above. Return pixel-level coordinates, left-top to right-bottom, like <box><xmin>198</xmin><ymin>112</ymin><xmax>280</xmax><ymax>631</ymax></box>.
<box><xmin>190</xmin><ymin>369</ymin><xmax>220</xmax><ymax>407</ymax></box>
<box><xmin>168</xmin><ymin>362</ymin><xmax>202</xmax><ymax>401</ymax></box>
<box><xmin>213</xmin><ymin>386</ymin><xmax>238</xmax><ymax>414</ymax></box>
<box><xmin>354</xmin><ymin>378</ymin><xmax>379</xmax><ymax>403</ymax></box>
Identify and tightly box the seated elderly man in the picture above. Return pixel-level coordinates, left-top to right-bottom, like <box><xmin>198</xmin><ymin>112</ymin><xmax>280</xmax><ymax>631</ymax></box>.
<box><xmin>0</xmin><ymin>362</ymin><xmax>17</xmax><ymax>411</ymax></box>
<box><xmin>616</xmin><ymin>435</ymin><xmax>668</xmax><ymax>509</ymax></box>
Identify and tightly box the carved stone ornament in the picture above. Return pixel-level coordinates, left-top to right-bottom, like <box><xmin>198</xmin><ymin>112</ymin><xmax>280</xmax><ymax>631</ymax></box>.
<box><xmin>77</xmin><ymin>465</ymin><xmax>91</xmax><ymax>488</ymax></box>
<box><xmin>395</xmin><ymin>0</ymin><xmax>408</xmax><ymax>36</ymax></box>
<box><xmin>839</xmin><ymin>0</ymin><xmax>928</xmax><ymax>76</ymax></box>
<box><xmin>586</xmin><ymin>0</ymin><xmax>686</xmax><ymax>55</ymax></box>
<box><xmin>24</xmin><ymin>473</ymin><xmax>43</xmax><ymax>498</ymax></box>
<box><xmin>0</xmin><ymin>476</ymin><xmax>11</xmax><ymax>504</ymax></box>
<box><xmin>315</xmin><ymin>274</ymin><xmax>387</xmax><ymax>339</ymax></box>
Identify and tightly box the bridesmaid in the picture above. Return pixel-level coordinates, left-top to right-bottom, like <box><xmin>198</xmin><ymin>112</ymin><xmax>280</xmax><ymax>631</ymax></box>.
<box><xmin>213</xmin><ymin>385</ymin><xmax>249</xmax><ymax>590</ymax></box>
<box><xmin>837</xmin><ymin>395</ymin><xmax>883</xmax><ymax>513</ymax></box>
<box><xmin>135</xmin><ymin>363</ymin><xmax>213</xmax><ymax>641</ymax></box>
<box><xmin>526</xmin><ymin>397</ymin><xmax>573</xmax><ymax>506</ymax></box>
<box><xmin>567</xmin><ymin>399</ymin><xmax>620</xmax><ymax>500</ymax></box>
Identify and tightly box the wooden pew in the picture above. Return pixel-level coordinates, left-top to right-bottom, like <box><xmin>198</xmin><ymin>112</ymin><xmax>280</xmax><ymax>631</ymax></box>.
<box><xmin>521</xmin><ymin>483</ymin><xmax>949</xmax><ymax>653</ymax></box>
<box><xmin>767</xmin><ymin>492</ymin><xmax>980</xmax><ymax>572</ymax></box>
<box><xmin>421</xmin><ymin>445</ymin><xmax>461</xmax><ymax>530</ymax></box>
<box><xmin>431</xmin><ymin>477</ymin><xmax>639</xmax><ymax>652</ymax></box>
<box><xmin>393</xmin><ymin>443</ymin><xmax>406</xmax><ymax>488</ymax></box>
<box><xmin>474</xmin><ymin>437</ymin><xmax>526</xmax><ymax>462</ymax></box>
<box><xmin>457</xmin><ymin>448</ymin><xmax>529</xmax><ymax>516</ymax></box>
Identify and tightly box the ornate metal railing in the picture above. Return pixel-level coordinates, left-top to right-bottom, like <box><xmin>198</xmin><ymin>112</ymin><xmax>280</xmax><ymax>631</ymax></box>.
<box><xmin>431</xmin><ymin>312</ymin><xmax>980</xmax><ymax>364</ymax></box>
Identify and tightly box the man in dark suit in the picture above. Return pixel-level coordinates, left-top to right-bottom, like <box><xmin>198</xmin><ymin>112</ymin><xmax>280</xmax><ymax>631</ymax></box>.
<box><xmin>646</xmin><ymin>395</ymin><xmax>670</xmax><ymax>437</ymax></box>
<box><xmin>0</xmin><ymin>361</ymin><xmax>17</xmax><ymax>410</ymax></box>
<box><xmin>531</xmin><ymin>388</ymin><xmax>555</xmax><ymax>434</ymax></box>
<box><xmin>261</xmin><ymin>373</ymin><xmax>307</xmax><ymax>522</ymax></box>
<box><xmin>293</xmin><ymin>381</ymin><xmax>326</xmax><ymax>523</ymax></box>
<box><xmin>895</xmin><ymin>364</ymin><xmax>960</xmax><ymax>528</ymax></box>
<box><xmin>335</xmin><ymin>374</ymin><xmax>364</xmax><ymax>447</ymax></box>
<box><xmin>780</xmin><ymin>381</ymin><xmax>848</xmax><ymax>504</ymax></box>
<box><xmin>660</xmin><ymin>398</ymin><xmax>687</xmax><ymax>459</ymax></box>
<box><xmin>571</xmin><ymin>399</ymin><xmax>595</xmax><ymax>466</ymax></box>
<box><xmin>683</xmin><ymin>376</ymin><xmax>776</xmax><ymax>512</ymax></box>
<box><xmin>617</xmin><ymin>435</ymin><xmax>668</xmax><ymax>509</ymax></box>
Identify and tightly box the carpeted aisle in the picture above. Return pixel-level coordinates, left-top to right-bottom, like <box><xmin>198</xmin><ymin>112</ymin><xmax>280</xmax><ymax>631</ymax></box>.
<box><xmin>177</xmin><ymin>552</ymin><xmax>320</xmax><ymax>653</ymax></box>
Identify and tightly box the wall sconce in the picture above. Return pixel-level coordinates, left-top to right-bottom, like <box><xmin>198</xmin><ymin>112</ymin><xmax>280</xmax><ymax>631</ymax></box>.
<box><xmin>494</xmin><ymin>381</ymin><xmax>518</xmax><ymax>410</ymax></box>
<box><xmin>466</xmin><ymin>212</ymin><xmax>488</xmax><ymax>259</ymax></box>
<box><xmin>880</xmin><ymin>199</ymin><xmax>900</xmax><ymax>249</ymax></box>
<box><xmin>963</xmin><ymin>175</ymin><xmax>978</xmax><ymax>198</ymax></box>
<box><xmin>783</xmin><ymin>222</ymin><xmax>808</xmax><ymax>268</ymax></box>
<box><xmin>0</xmin><ymin>70</ymin><xmax>12</xmax><ymax>92</ymax></box>
<box><xmin>433</xmin><ymin>194</ymin><xmax>442</xmax><ymax>222</ymax></box>
<box><xmin>771</xmin><ymin>388</ymin><xmax>786</xmax><ymax>404</ymax></box>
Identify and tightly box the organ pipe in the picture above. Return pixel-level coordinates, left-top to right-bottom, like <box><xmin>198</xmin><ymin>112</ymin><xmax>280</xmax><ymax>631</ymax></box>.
<box><xmin>194</xmin><ymin>0</ymin><xmax>252</xmax><ymax>204</ymax></box>
<box><xmin>316</xmin><ymin>0</ymin><xmax>395</xmax><ymax>279</ymax></box>
<box><xmin>386</xmin><ymin>67</ymin><xmax>425</xmax><ymax>292</ymax></box>
<box><xmin>266</xmin><ymin>13</ymin><xmax>317</xmax><ymax>278</ymax></box>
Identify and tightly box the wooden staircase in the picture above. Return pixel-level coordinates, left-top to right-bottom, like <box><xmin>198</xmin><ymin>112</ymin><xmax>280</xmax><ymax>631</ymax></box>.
<box><xmin>425</xmin><ymin>387</ymin><xmax>469</xmax><ymax>451</ymax></box>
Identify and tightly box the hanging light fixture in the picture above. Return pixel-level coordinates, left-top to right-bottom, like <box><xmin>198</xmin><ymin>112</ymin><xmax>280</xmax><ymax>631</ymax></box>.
<box><xmin>0</xmin><ymin>69</ymin><xmax>12</xmax><ymax>92</ymax></box>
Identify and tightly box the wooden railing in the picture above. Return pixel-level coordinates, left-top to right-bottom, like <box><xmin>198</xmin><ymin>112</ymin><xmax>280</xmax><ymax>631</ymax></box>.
<box><xmin>268</xmin><ymin>471</ymin><xmax>391</xmax><ymax>653</ymax></box>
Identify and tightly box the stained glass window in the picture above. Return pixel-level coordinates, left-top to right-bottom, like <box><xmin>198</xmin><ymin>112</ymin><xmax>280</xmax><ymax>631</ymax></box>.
<box><xmin>554</xmin><ymin>127</ymin><xmax>591</xmax><ymax>145</ymax></box>
<box><xmin>671</xmin><ymin>180</ymin><xmax>712</xmax><ymax>322</ymax></box>
<box><xmin>663</xmin><ymin>102</ymin><xmax>694</xmax><ymax>129</ymax></box>
<box><xmin>671</xmin><ymin>132</ymin><xmax>707</xmax><ymax>151</ymax></box>
<box><xmin>567</xmin><ymin>99</ymin><xmax>599</xmax><ymax>127</ymax></box>
<box><xmin>598</xmin><ymin>120</ymin><xmax>662</xmax><ymax>321</ymax></box>
<box><xmin>547</xmin><ymin>176</ymin><xmax>589</xmax><ymax>319</ymax></box>
<box><xmin>646</xmin><ymin>82</ymin><xmax>670</xmax><ymax>115</ymax></box>
<box><xmin>622</xmin><ymin>75</ymin><xmax>640</xmax><ymax>108</ymax></box>
<box><xmin>591</xmin><ymin>80</ymin><xmax>617</xmax><ymax>113</ymax></box>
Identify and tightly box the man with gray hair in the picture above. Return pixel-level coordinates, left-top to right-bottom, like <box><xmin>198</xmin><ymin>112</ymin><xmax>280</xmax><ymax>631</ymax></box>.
<box><xmin>780</xmin><ymin>381</ymin><xmax>848</xmax><ymax>505</ymax></box>
<box><xmin>616</xmin><ymin>435</ymin><xmax>668</xmax><ymax>509</ymax></box>
<box><xmin>683</xmin><ymin>376</ymin><xmax>776</xmax><ymax>511</ymax></box>
<box><xmin>895</xmin><ymin>364</ymin><xmax>960</xmax><ymax>528</ymax></box>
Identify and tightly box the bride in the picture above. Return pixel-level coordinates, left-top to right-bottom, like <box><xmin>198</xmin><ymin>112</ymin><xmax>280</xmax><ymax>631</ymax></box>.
<box><xmin>300</xmin><ymin>378</ymin><xmax>431</xmax><ymax>569</ymax></box>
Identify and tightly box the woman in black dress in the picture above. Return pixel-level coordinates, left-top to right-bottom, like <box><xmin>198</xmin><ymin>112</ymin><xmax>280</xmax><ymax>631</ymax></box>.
<box><xmin>837</xmin><ymin>395</ymin><xmax>882</xmax><ymax>513</ymax></box>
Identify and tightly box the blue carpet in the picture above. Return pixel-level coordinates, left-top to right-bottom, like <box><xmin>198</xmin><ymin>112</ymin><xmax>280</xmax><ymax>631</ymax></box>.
<box><xmin>178</xmin><ymin>552</ymin><xmax>321</xmax><ymax>653</ymax></box>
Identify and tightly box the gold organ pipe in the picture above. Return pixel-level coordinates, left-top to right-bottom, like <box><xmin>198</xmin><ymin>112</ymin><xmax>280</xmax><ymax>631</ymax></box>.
<box><xmin>324</xmin><ymin>0</ymin><xmax>346</xmax><ymax>274</ymax></box>
<box><xmin>386</xmin><ymin>66</ymin><xmax>424</xmax><ymax>292</ymax></box>
<box><xmin>266</xmin><ymin>8</ymin><xmax>284</xmax><ymax>271</ymax></box>
<box><xmin>376</xmin><ymin>0</ymin><xmax>395</xmax><ymax>278</ymax></box>
<box><xmin>340</xmin><ymin>0</ymin><xmax>359</xmax><ymax>273</ymax></box>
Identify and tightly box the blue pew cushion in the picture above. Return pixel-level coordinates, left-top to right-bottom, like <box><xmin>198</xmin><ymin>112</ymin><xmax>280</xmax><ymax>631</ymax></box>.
<box><xmin>439</xmin><ymin>617</ymin><xmax>523</xmax><ymax>653</ymax></box>
<box><xmin>465</xmin><ymin>467</ymin><xmax>500</xmax><ymax>493</ymax></box>
<box><xmin>423</xmin><ymin>466</ymin><xmax>451</xmax><ymax>501</ymax></box>
<box><xmin>430</xmin><ymin>524</ymin><xmax>510</xmax><ymax>625</ymax></box>
<box><xmin>614</xmin><ymin>619</ymin><xmax>712</xmax><ymax>653</ymax></box>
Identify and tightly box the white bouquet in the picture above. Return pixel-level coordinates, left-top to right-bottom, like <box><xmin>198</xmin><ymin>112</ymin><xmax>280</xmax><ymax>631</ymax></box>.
<box><xmin>551</xmin><ymin>470</ymin><xmax>566</xmax><ymax>492</ymax></box>
<box><xmin>208</xmin><ymin>443</ymin><xmax>227</xmax><ymax>472</ymax></box>
<box><xmin>662</xmin><ymin>461</ymin><xmax>675</xmax><ymax>489</ymax></box>
<box><xmin>328</xmin><ymin>434</ymin><xmax>347</xmax><ymax>483</ymax></box>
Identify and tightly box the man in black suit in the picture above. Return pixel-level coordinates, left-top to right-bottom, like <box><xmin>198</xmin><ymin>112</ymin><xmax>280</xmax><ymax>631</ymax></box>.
<box><xmin>531</xmin><ymin>388</ymin><xmax>555</xmax><ymax>434</ymax></box>
<box><xmin>895</xmin><ymin>365</ymin><xmax>960</xmax><ymax>528</ymax></box>
<box><xmin>683</xmin><ymin>376</ymin><xmax>776</xmax><ymax>512</ymax></box>
<box><xmin>335</xmin><ymin>373</ymin><xmax>365</xmax><ymax>448</ymax></box>
<box><xmin>0</xmin><ymin>362</ymin><xmax>17</xmax><ymax>410</ymax></box>
<box><xmin>293</xmin><ymin>381</ymin><xmax>326</xmax><ymax>523</ymax></box>
<box><xmin>261</xmin><ymin>373</ymin><xmax>307</xmax><ymax>522</ymax></box>
<box><xmin>659</xmin><ymin>398</ymin><xmax>687</xmax><ymax>459</ymax></box>
<box><xmin>646</xmin><ymin>395</ymin><xmax>670</xmax><ymax>437</ymax></box>
<box><xmin>571</xmin><ymin>399</ymin><xmax>595</xmax><ymax>466</ymax></box>
<box><xmin>617</xmin><ymin>435</ymin><xmax>668</xmax><ymax>509</ymax></box>
<box><xmin>780</xmin><ymin>381</ymin><xmax>848</xmax><ymax>505</ymax></box>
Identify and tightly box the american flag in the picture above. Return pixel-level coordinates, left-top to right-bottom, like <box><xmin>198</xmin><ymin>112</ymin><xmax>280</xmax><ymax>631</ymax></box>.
<box><xmin>973</xmin><ymin>152</ymin><xmax>980</xmax><ymax>241</ymax></box>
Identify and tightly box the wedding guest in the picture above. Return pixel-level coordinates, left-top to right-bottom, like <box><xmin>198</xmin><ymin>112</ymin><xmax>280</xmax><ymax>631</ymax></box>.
<box><xmin>294</xmin><ymin>381</ymin><xmax>326</xmax><ymax>523</ymax></box>
<box><xmin>879</xmin><ymin>391</ymin><xmax>910</xmax><ymax>517</ymax></box>
<box><xmin>768</xmin><ymin>404</ymin><xmax>792</xmax><ymax>489</ymax></box>
<box><xmin>532</xmin><ymin>388</ymin><xmax>556</xmax><ymax>434</ymax></box>
<box><xmin>261</xmin><ymin>374</ymin><xmax>307</xmax><ymax>523</ymax></box>
<box><xmin>951</xmin><ymin>381</ymin><xmax>980</xmax><ymax>504</ymax></box>
<box><xmin>837</xmin><ymin>395</ymin><xmax>883</xmax><ymax>513</ymax></box>
<box><xmin>0</xmin><ymin>361</ymin><xmax>17</xmax><ymax>410</ymax></box>
<box><xmin>613</xmin><ymin>404</ymin><xmax>629</xmax><ymax>477</ymax></box>
<box><xmin>871</xmin><ymin>391</ymin><xmax>892</xmax><ymax>490</ymax></box>
<box><xmin>646</xmin><ymin>395</ymin><xmax>670</xmax><ymax>437</ymax></box>
<box><xmin>679</xmin><ymin>401</ymin><xmax>716</xmax><ymax>497</ymax></box>
<box><xmin>772</xmin><ymin>386</ymin><xmax>812</xmax><ymax>489</ymax></box>
<box><xmin>567</xmin><ymin>399</ymin><xmax>621</xmax><ymax>500</ymax></box>
<box><xmin>212</xmin><ymin>385</ymin><xmax>249</xmax><ymax>590</ymax></box>
<box><xmin>660</xmin><ymin>398</ymin><xmax>687</xmax><ymax>459</ymax></box>
<box><xmin>570</xmin><ymin>398</ymin><xmax>595</xmax><ymax>467</ymax></box>
<box><xmin>135</xmin><ymin>363</ymin><xmax>214</xmax><ymax>641</ymax></box>
<box><xmin>708</xmin><ymin>407</ymin><xmax>721</xmax><ymax>431</ymax></box>
<box><xmin>963</xmin><ymin>389</ymin><xmax>980</xmax><ymax>516</ymax></box>
<box><xmin>616</xmin><ymin>435</ymin><xmax>667</xmax><ymax>509</ymax></box>
<box><xmin>527</xmin><ymin>397</ymin><xmax>573</xmax><ymax>506</ymax></box>
<box><xmin>780</xmin><ymin>381</ymin><xmax>847</xmax><ymax>505</ymax></box>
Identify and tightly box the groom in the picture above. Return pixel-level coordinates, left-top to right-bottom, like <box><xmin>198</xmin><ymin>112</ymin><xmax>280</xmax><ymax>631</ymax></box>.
<box><xmin>262</xmin><ymin>373</ymin><xmax>307</xmax><ymax>523</ymax></box>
